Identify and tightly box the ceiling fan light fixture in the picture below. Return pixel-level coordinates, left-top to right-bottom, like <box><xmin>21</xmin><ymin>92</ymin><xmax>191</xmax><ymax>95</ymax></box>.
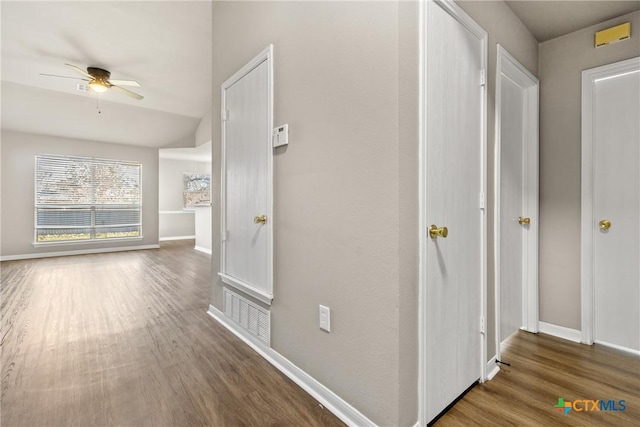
<box><xmin>89</xmin><ymin>80</ymin><xmax>108</xmax><ymax>93</ymax></box>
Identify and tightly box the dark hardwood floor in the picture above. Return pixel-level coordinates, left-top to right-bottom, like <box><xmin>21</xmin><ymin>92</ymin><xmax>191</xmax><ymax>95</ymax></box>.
<box><xmin>436</xmin><ymin>331</ymin><xmax>640</xmax><ymax>426</ymax></box>
<box><xmin>0</xmin><ymin>240</ymin><xmax>344</xmax><ymax>427</ymax></box>
<box><xmin>3</xmin><ymin>241</ymin><xmax>638</xmax><ymax>426</ymax></box>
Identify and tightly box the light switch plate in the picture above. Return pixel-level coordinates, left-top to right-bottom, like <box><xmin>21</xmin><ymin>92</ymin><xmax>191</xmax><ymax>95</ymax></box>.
<box><xmin>319</xmin><ymin>304</ymin><xmax>330</xmax><ymax>332</ymax></box>
<box><xmin>273</xmin><ymin>124</ymin><xmax>289</xmax><ymax>147</ymax></box>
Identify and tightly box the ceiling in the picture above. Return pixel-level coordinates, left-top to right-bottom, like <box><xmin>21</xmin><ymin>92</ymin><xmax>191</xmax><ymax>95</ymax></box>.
<box><xmin>506</xmin><ymin>1</ymin><xmax>640</xmax><ymax>42</ymax></box>
<box><xmin>1</xmin><ymin>1</ymin><xmax>212</xmax><ymax>148</ymax></box>
<box><xmin>160</xmin><ymin>141</ymin><xmax>211</xmax><ymax>162</ymax></box>
<box><xmin>2</xmin><ymin>1</ymin><xmax>638</xmax><ymax>148</ymax></box>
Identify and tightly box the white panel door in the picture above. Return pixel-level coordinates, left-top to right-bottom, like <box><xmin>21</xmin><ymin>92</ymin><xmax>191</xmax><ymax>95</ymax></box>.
<box><xmin>592</xmin><ymin>63</ymin><xmax>640</xmax><ymax>352</ymax></box>
<box><xmin>422</xmin><ymin>1</ymin><xmax>486</xmax><ymax>422</ymax></box>
<box><xmin>495</xmin><ymin>46</ymin><xmax>539</xmax><ymax>356</ymax></box>
<box><xmin>220</xmin><ymin>47</ymin><xmax>273</xmax><ymax>304</ymax></box>
<box><xmin>499</xmin><ymin>75</ymin><xmax>525</xmax><ymax>341</ymax></box>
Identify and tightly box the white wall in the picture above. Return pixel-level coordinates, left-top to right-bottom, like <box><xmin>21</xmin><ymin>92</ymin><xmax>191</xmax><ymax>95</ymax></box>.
<box><xmin>0</xmin><ymin>130</ymin><xmax>159</xmax><ymax>258</ymax></box>
<box><xmin>194</xmin><ymin>205</ymin><xmax>211</xmax><ymax>253</ymax></box>
<box><xmin>158</xmin><ymin>157</ymin><xmax>211</xmax><ymax>240</ymax></box>
<box><xmin>195</xmin><ymin>112</ymin><xmax>212</xmax><ymax>147</ymax></box>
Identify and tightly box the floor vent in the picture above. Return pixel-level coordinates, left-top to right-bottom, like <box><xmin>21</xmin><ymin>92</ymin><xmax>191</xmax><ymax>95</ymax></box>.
<box><xmin>223</xmin><ymin>288</ymin><xmax>270</xmax><ymax>345</ymax></box>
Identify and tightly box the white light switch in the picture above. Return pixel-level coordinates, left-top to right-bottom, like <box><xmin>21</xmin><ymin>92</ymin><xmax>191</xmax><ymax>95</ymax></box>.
<box><xmin>273</xmin><ymin>124</ymin><xmax>289</xmax><ymax>147</ymax></box>
<box><xmin>319</xmin><ymin>305</ymin><xmax>330</xmax><ymax>332</ymax></box>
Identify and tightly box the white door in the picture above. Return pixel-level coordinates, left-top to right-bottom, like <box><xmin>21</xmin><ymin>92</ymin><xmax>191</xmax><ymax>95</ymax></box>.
<box><xmin>582</xmin><ymin>57</ymin><xmax>640</xmax><ymax>353</ymax></box>
<box><xmin>219</xmin><ymin>46</ymin><xmax>273</xmax><ymax>305</ymax></box>
<box><xmin>421</xmin><ymin>1</ymin><xmax>487</xmax><ymax>423</ymax></box>
<box><xmin>495</xmin><ymin>46</ymin><xmax>539</xmax><ymax>359</ymax></box>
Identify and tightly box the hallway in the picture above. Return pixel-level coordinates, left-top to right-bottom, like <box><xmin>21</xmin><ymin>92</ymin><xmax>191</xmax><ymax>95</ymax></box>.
<box><xmin>437</xmin><ymin>331</ymin><xmax>640</xmax><ymax>426</ymax></box>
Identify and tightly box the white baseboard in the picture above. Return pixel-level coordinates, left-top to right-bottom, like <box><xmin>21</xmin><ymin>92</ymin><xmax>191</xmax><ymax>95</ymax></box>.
<box><xmin>0</xmin><ymin>244</ymin><xmax>160</xmax><ymax>261</ymax></box>
<box><xmin>486</xmin><ymin>355</ymin><xmax>500</xmax><ymax>380</ymax></box>
<box><xmin>207</xmin><ymin>305</ymin><xmax>376</xmax><ymax>427</ymax></box>
<box><xmin>538</xmin><ymin>321</ymin><xmax>581</xmax><ymax>343</ymax></box>
<box><xmin>595</xmin><ymin>340</ymin><xmax>640</xmax><ymax>356</ymax></box>
<box><xmin>159</xmin><ymin>210</ymin><xmax>194</xmax><ymax>214</ymax></box>
<box><xmin>194</xmin><ymin>245</ymin><xmax>212</xmax><ymax>255</ymax></box>
<box><xmin>159</xmin><ymin>235</ymin><xmax>196</xmax><ymax>241</ymax></box>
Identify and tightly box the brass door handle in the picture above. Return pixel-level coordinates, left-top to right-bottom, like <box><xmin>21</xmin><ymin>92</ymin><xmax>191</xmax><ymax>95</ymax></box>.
<box><xmin>599</xmin><ymin>219</ymin><xmax>611</xmax><ymax>230</ymax></box>
<box><xmin>254</xmin><ymin>215</ymin><xmax>267</xmax><ymax>224</ymax></box>
<box><xmin>429</xmin><ymin>225</ymin><xmax>448</xmax><ymax>239</ymax></box>
<box><xmin>518</xmin><ymin>217</ymin><xmax>531</xmax><ymax>225</ymax></box>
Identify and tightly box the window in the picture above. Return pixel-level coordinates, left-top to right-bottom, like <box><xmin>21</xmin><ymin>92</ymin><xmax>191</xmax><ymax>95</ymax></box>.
<box><xmin>182</xmin><ymin>173</ymin><xmax>211</xmax><ymax>208</ymax></box>
<box><xmin>35</xmin><ymin>155</ymin><xmax>142</xmax><ymax>243</ymax></box>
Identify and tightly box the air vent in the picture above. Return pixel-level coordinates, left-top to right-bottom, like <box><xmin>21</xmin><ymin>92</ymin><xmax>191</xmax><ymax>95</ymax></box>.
<box><xmin>223</xmin><ymin>288</ymin><xmax>270</xmax><ymax>345</ymax></box>
<box><xmin>77</xmin><ymin>83</ymin><xmax>89</xmax><ymax>92</ymax></box>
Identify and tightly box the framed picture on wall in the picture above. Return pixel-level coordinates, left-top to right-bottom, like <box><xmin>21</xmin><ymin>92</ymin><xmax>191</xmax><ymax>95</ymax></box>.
<box><xmin>183</xmin><ymin>173</ymin><xmax>211</xmax><ymax>208</ymax></box>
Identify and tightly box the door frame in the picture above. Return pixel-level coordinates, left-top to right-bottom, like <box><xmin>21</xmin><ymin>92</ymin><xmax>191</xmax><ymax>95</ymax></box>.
<box><xmin>418</xmin><ymin>0</ymin><xmax>487</xmax><ymax>424</ymax></box>
<box><xmin>219</xmin><ymin>45</ymin><xmax>274</xmax><ymax>304</ymax></box>
<box><xmin>581</xmin><ymin>56</ymin><xmax>640</xmax><ymax>345</ymax></box>
<box><xmin>494</xmin><ymin>45</ymin><xmax>539</xmax><ymax>364</ymax></box>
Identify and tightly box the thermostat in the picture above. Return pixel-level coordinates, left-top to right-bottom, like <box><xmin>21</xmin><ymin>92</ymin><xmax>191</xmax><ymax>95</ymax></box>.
<box><xmin>273</xmin><ymin>124</ymin><xmax>289</xmax><ymax>147</ymax></box>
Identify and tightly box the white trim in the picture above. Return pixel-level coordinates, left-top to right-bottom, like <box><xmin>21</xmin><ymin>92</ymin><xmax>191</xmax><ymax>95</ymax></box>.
<box><xmin>581</xmin><ymin>57</ymin><xmax>640</xmax><ymax>345</ymax></box>
<box><xmin>218</xmin><ymin>272</ymin><xmax>273</xmax><ymax>305</ymax></box>
<box><xmin>0</xmin><ymin>244</ymin><xmax>160</xmax><ymax>261</ymax></box>
<box><xmin>417</xmin><ymin>2</ymin><xmax>426</xmax><ymax>424</ymax></box>
<box><xmin>494</xmin><ymin>45</ymin><xmax>540</xmax><ymax>366</ymax></box>
<box><xmin>194</xmin><ymin>245</ymin><xmax>212</xmax><ymax>255</ymax></box>
<box><xmin>159</xmin><ymin>210</ymin><xmax>195</xmax><ymax>215</ymax></box>
<box><xmin>419</xmin><ymin>1</ymin><xmax>488</xmax><ymax>425</ymax></box>
<box><xmin>595</xmin><ymin>340</ymin><xmax>640</xmax><ymax>357</ymax></box>
<box><xmin>436</xmin><ymin>0</ymin><xmax>486</xmax><ymax>40</ymax></box>
<box><xmin>159</xmin><ymin>235</ymin><xmax>196</xmax><ymax>241</ymax></box>
<box><xmin>486</xmin><ymin>356</ymin><xmax>500</xmax><ymax>381</ymax></box>
<box><xmin>207</xmin><ymin>305</ymin><xmax>376</xmax><ymax>427</ymax></box>
<box><xmin>538</xmin><ymin>321</ymin><xmax>582</xmax><ymax>343</ymax></box>
<box><xmin>32</xmin><ymin>236</ymin><xmax>144</xmax><ymax>247</ymax></box>
<box><xmin>220</xmin><ymin>45</ymin><xmax>274</xmax><ymax>304</ymax></box>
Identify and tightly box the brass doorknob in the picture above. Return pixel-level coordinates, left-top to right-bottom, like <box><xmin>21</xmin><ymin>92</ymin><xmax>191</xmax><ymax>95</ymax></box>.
<box><xmin>518</xmin><ymin>217</ymin><xmax>531</xmax><ymax>225</ymax></box>
<box><xmin>599</xmin><ymin>219</ymin><xmax>611</xmax><ymax>230</ymax></box>
<box><xmin>254</xmin><ymin>215</ymin><xmax>267</xmax><ymax>224</ymax></box>
<box><xmin>429</xmin><ymin>225</ymin><xmax>448</xmax><ymax>239</ymax></box>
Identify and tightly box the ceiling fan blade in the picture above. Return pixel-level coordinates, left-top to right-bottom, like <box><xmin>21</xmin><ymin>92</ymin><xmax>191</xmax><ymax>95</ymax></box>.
<box><xmin>111</xmin><ymin>84</ymin><xmax>144</xmax><ymax>100</ymax></box>
<box><xmin>40</xmin><ymin>73</ymin><xmax>89</xmax><ymax>81</ymax></box>
<box><xmin>108</xmin><ymin>79</ymin><xmax>141</xmax><ymax>87</ymax></box>
<box><xmin>65</xmin><ymin>63</ymin><xmax>94</xmax><ymax>79</ymax></box>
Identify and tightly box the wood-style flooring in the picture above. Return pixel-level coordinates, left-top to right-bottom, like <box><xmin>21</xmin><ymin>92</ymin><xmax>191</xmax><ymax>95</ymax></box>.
<box><xmin>0</xmin><ymin>240</ymin><xmax>344</xmax><ymax>427</ymax></box>
<box><xmin>3</xmin><ymin>241</ymin><xmax>639</xmax><ymax>426</ymax></box>
<box><xmin>436</xmin><ymin>331</ymin><xmax>640</xmax><ymax>426</ymax></box>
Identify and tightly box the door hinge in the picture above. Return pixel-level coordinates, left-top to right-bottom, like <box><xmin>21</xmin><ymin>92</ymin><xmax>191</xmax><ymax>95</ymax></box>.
<box><xmin>222</xmin><ymin>110</ymin><xmax>229</xmax><ymax>122</ymax></box>
<box><xmin>480</xmin><ymin>69</ymin><xmax>486</xmax><ymax>86</ymax></box>
<box><xmin>479</xmin><ymin>192</ymin><xmax>485</xmax><ymax>209</ymax></box>
<box><xmin>481</xmin><ymin>316</ymin><xmax>485</xmax><ymax>334</ymax></box>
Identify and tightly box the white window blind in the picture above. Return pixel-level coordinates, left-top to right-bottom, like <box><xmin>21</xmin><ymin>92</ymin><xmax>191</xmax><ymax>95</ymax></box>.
<box><xmin>35</xmin><ymin>155</ymin><xmax>142</xmax><ymax>243</ymax></box>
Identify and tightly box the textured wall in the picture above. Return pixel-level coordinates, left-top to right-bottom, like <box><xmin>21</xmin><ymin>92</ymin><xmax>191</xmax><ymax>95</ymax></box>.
<box><xmin>0</xmin><ymin>130</ymin><xmax>159</xmax><ymax>257</ymax></box>
<box><xmin>458</xmin><ymin>0</ymin><xmax>539</xmax><ymax>361</ymax></box>
<box><xmin>211</xmin><ymin>1</ymin><xmax>417</xmax><ymax>425</ymax></box>
<box><xmin>538</xmin><ymin>11</ymin><xmax>640</xmax><ymax>329</ymax></box>
<box><xmin>158</xmin><ymin>158</ymin><xmax>210</xmax><ymax>239</ymax></box>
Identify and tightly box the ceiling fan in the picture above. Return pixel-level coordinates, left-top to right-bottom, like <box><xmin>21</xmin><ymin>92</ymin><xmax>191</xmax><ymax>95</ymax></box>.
<box><xmin>41</xmin><ymin>63</ymin><xmax>144</xmax><ymax>100</ymax></box>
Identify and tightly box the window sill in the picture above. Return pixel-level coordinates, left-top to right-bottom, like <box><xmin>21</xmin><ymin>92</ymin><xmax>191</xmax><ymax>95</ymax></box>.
<box><xmin>32</xmin><ymin>237</ymin><xmax>144</xmax><ymax>247</ymax></box>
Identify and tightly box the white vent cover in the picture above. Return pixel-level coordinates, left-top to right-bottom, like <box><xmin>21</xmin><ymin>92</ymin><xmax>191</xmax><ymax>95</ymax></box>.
<box><xmin>223</xmin><ymin>288</ymin><xmax>270</xmax><ymax>345</ymax></box>
<box><xmin>77</xmin><ymin>83</ymin><xmax>89</xmax><ymax>92</ymax></box>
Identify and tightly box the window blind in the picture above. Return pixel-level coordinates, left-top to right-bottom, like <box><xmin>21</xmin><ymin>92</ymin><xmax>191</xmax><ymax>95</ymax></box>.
<box><xmin>35</xmin><ymin>155</ymin><xmax>142</xmax><ymax>243</ymax></box>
